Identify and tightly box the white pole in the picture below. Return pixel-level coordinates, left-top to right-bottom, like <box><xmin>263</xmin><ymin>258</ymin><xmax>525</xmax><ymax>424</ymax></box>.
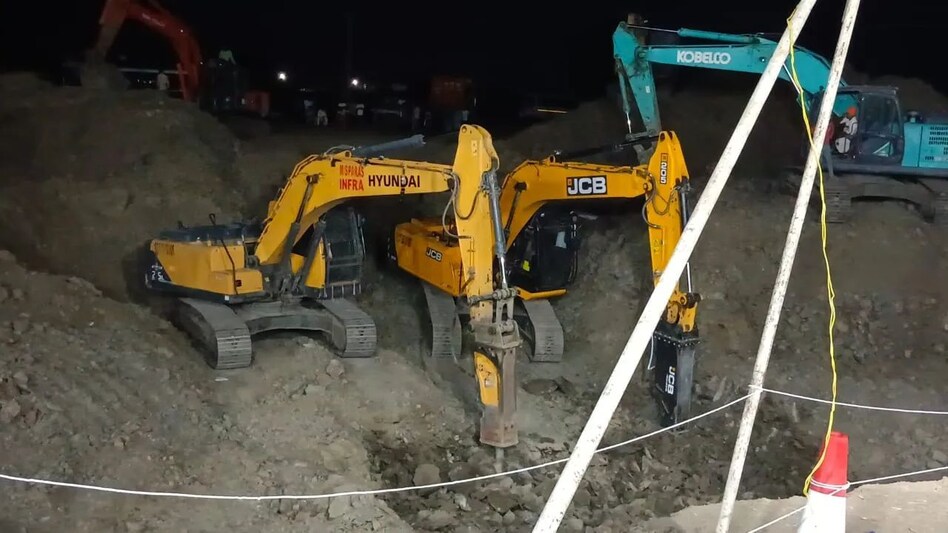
<box><xmin>714</xmin><ymin>1</ymin><xmax>862</xmax><ymax>531</ymax></box>
<box><xmin>532</xmin><ymin>2</ymin><xmax>820</xmax><ymax>530</ymax></box>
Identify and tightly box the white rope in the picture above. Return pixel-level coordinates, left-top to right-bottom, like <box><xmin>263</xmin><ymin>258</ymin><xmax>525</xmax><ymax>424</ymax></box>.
<box><xmin>744</xmin><ymin>465</ymin><xmax>948</xmax><ymax>532</ymax></box>
<box><xmin>744</xmin><ymin>505</ymin><xmax>806</xmax><ymax>533</ymax></box>
<box><xmin>851</xmin><ymin>465</ymin><xmax>948</xmax><ymax>486</ymax></box>
<box><xmin>0</xmin><ymin>393</ymin><xmax>753</xmax><ymax>501</ymax></box>
<box><xmin>754</xmin><ymin>386</ymin><xmax>948</xmax><ymax>415</ymax></box>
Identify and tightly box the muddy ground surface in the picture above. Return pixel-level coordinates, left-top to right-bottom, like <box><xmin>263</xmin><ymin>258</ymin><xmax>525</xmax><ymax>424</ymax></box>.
<box><xmin>1</xmin><ymin>73</ymin><xmax>946</xmax><ymax>532</ymax></box>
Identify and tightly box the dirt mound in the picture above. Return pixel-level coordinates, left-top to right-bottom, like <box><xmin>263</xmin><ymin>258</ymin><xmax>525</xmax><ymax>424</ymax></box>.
<box><xmin>0</xmin><ymin>73</ymin><xmax>245</xmax><ymax>300</ymax></box>
<box><xmin>871</xmin><ymin>75</ymin><xmax>948</xmax><ymax>116</ymax></box>
<box><xmin>505</xmin><ymin>72</ymin><xmax>948</xmax><ymax>184</ymax></box>
<box><xmin>501</xmin><ymin>99</ymin><xmax>631</xmax><ymax>163</ymax></box>
<box><xmin>0</xmin><ymin>248</ymin><xmax>421</xmax><ymax>531</ymax></box>
<box><xmin>2</xmin><ymin>67</ymin><xmax>946</xmax><ymax>532</ymax></box>
<box><xmin>502</xmin><ymin>76</ymin><xmax>804</xmax><ymax>182</ymax></box>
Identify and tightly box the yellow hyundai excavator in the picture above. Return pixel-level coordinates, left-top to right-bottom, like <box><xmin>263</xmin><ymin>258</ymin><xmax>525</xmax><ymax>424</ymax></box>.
<box><xmin>143</xmin><ymin>125</ymin><xmax>522</xmax><ymax>447</ymax></box>
<box><xmin>391</xmin><ymin>131</ymin><xmax>700</xmax><ymax>425</ymax></box>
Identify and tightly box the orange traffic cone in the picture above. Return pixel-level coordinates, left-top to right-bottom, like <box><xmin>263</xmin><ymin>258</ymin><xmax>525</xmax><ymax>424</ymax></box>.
<box><xmin>798</xmin><ymin>431</ymin><xmax>849</xmax><ymax>532</ymax></box>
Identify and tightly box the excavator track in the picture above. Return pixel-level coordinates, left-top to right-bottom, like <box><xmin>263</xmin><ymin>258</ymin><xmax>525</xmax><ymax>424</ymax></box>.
<box><xmin>231</xmin><ymin>298</ymin><xmax>377</xmax><ymax>358</ymax></box>
<box><xmin>176</xmin><ymin>297</ymin><xmax>377</xmax><ymax>369</ymax></box>
<box><xmin>319</xmin><ymin>298</ymin><xmax>378</xmax><ymax>357</ymax></box>
<box><xmin>824</xmin><ymin>179</ymin><xmax>853</xmax><ymax>223</ymax></box>
<box><xmin>936</xmin><ymin>193</ymin><xmax>948</xmax><ymax>228</ymax></box>
<box><xmin>520</xmin><ymin>299</ymin><xmax>565</xmax><ymax>362</ymax></box>
<box><xmin>177</xmin><ymin>298</ymin><xmax>253</xmax><ymax>370</ymax></box>
<box><xmin>422</xmin><ymin>282</ymin><xmax>462</xmax><ymax>359</ymax></box>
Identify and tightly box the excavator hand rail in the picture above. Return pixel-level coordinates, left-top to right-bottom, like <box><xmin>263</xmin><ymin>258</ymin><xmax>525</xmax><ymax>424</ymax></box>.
<box><xmin>350</xmin><ymin>135</ymin><xmax>427</xmax><ymax>158</ymax></box>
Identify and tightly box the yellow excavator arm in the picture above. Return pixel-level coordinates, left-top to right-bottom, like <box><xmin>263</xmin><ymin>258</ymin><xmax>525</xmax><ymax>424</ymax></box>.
<box><xmin>502</xmin><ymin>131</ymin><xmax>699</xmax><ymax>424</ymax></box>
<box><xmin>389</xmin><ymin>128</ymin><xmax>522</xmax><ymax>447</ymax></box>
<box><xmin>148</xmin><ymin>140</ymin><xmax>457</xmax><ymax>300</ymax></box>
<box><xmin>501</xmin><ymin>131</ymin><xmax>697</xmax><ymax>330</ymax></box>
<box><xmin>445</xmin><ymin>126</ymin><xmax>521</xmax><ymax>448</ymax></box>
<box><xmin>253</xmin><ymin>156</ymin><xmax>455</xmax><ymax>266</ymax></box>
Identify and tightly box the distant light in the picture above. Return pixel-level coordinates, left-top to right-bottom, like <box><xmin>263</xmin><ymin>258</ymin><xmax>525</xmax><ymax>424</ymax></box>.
<box><xmin>350</xmin><ymin>78</ymin><xmax>360</xmax><ymax>87</ymax></box>
<box><xmin>537</xmin><ymin>108</ymin><xmax>568</xmax><ymax>114</ymax></box>
<box><xmin>277</xmin><ymin>71</ymin><xmax>288</xmax><ymax>82</ymax></box>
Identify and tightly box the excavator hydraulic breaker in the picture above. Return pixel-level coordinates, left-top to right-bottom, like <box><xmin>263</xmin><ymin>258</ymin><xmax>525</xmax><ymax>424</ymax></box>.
<box><xmin>470</xmin><ymin>291</ymin><xmax>521</xmax><ymax>448</ymax></box>
<box><xmin>474</xmin><ymin>343</ymin><xmax>519</xmax><ymax>448</ymax></box>
<box><xmin>651</xmin><ymin>322</ymin><xmax>700</xmax><ymax>427</ymax></box>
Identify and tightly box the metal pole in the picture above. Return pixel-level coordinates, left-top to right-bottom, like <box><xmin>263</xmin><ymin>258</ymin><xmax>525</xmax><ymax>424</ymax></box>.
<box><xmin>714</xmin><ymin>1</ymin><xmax>861</xmax><ymax>531</ymax></box>
<box><xmin>532</xmin><ymin>2</ymin><xmax>820</xmax><ymax>530</ymax></box>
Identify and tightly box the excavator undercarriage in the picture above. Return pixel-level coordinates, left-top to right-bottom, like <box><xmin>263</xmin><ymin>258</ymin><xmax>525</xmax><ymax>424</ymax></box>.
<box><xmin>145</xmin><ymin>206</ymin><xmax>377</xmax><ymax>369</ymax></box>
<box><xmin>418</xmin><ymin>283</ymin><xmax>565</xmax><ymax>363</ymax></box>
<box><xmin>393</xmin><ymin>203</ymin><xmax>578</xmax><ymax>362</ymax></box>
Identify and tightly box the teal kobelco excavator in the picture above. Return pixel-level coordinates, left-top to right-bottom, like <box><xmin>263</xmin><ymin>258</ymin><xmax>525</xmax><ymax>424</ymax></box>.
<box><xmin>612</xmin><ymin>13</ymin><xmax>948</xmax><ymax>225</ymax></box>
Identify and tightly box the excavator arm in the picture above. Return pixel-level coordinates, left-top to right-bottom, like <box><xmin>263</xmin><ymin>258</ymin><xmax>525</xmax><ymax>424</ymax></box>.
<box><xmin>612</xmin><ymin>16</ymin><xmax>848</xmax><ymax>145</ymax></box>
<box><xmin>147</xmin><ymin>134</ymin><xmax>449</xmax><ymax>300</ymax></box>
<box><xmin>500</xmin><ymin>131</ymin><xmax>700</xmax><ymax>424</ymax></box>
<box><xmin>388</xmin><ymin>128</ymin><xmax>522</xmax><ymax>447</ymax></box>
<box><xmin>449</xmin><ymin>126</ymin><xmax>521</xmax><ymax>448</ymax></box>
<box><xmin>92</xmin><ymin>0</ymin><xmax>203</xmax><ymax>101</ymax></box>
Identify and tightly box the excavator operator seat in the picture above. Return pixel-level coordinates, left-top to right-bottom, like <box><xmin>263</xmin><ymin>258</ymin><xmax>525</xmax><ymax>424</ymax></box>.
<box><xmin>507</xmin><ymin>206</ymin><xmax>580</xmax><ymax>294</ymax></box>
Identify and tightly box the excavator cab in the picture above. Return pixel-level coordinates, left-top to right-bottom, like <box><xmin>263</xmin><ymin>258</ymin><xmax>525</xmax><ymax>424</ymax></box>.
<box><xmin>847</xmin><ymin>89</ymin><xmax>905</xmax><ymax>164</ymax></box>
<box><xmin>506</xmin><ymin>206</ymin><xmax>580</xmax><ymax>294</ymax></box>
<box><xmin>818</xmin><ymin>87</ymin><xmax>905</xmax><ymax>166</ymax></box>
<box><xmin>314</xmin><ymin>207</ymin><xmax>365</xmax><ymax>298</ymax></box>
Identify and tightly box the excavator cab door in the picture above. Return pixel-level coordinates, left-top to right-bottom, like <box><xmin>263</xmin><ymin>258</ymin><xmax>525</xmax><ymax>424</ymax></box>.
<box><xmin>323</xmin><ymin>207</ymin><xmax>366</xmax><ymax>292</ymax></box>
<box><xmin>507</xmin><ymin>206</ymin><xmax>579</xmax><ymax>293</ymax></box>
<box><xmin>294</xmin><ymin>207</ymin><xmax>366</xmax><ymax>298</ymax></box>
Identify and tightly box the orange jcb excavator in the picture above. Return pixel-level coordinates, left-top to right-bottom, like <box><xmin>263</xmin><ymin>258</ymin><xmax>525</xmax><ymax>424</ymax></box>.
<box><xmin>89</xmin><ymin>0</ymin><xmax>269</xmax><ymax>117</ymax></box>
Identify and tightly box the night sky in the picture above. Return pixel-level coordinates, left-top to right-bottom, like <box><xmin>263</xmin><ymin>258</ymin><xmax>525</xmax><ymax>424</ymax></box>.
<box><xmin>2</xmin><ymin>1</ymin><xmax>946</xmax><ymax>99</ymax></box>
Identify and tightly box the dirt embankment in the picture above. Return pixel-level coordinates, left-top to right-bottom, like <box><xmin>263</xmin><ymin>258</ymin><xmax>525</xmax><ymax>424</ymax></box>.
<box><xmin>0</xmin><ymin>74</ymin><xmax>246</xmax><ymax>300</ymax></box>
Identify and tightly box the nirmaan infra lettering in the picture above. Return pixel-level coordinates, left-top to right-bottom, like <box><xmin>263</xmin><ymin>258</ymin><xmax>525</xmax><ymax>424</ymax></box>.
<box><xmin>368</xmin><ymin>174</ymin><xmax>422</xmax><ymax>187</ymax></box>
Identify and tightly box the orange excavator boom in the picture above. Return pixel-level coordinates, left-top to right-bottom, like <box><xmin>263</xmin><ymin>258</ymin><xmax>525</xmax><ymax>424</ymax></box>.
<box><xmin>92</xmin><ymin>0</ymin><xmax>202</xmax><ymax>101</ymax></box>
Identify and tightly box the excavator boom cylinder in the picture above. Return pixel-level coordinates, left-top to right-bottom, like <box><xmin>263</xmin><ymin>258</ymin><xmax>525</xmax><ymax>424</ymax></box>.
<box><xmin>485</xmin><ymin>170</ymin><xmax>510</xmax><ymax>290</ymax></box>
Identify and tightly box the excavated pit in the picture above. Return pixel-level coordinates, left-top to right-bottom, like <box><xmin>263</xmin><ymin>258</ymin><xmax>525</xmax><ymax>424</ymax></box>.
<box><xmin>1</xmin><ymin>70</ymin><xmax>947</xmax><ymax>531</ymax></box>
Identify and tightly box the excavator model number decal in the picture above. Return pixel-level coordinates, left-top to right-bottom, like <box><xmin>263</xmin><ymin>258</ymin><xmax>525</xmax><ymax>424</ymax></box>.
<box><xmin>368</xmin><ymin>175</ymin><xmax>421</xmax><ymax>188</ymax></box>
<box><xmin>425</xmin><ymin>247</ymin><xmax>443</xmax><ymax>262</ymax></box>
<box><xmin>566</xmin><ymin>175</ymin><xmax>607</xmax><ymax>196</ymax></box>
<box><xmin>660</xmin><ymin>154</ymin><xmax>669</xmax><ymax>184</ymax></box>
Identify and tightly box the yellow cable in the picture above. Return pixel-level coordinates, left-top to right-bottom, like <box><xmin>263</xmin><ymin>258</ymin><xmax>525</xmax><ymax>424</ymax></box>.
<box><xmin>785</xmin><ymin>14</ymin><xmax>839</xmax><ymax>497</ymax></box>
